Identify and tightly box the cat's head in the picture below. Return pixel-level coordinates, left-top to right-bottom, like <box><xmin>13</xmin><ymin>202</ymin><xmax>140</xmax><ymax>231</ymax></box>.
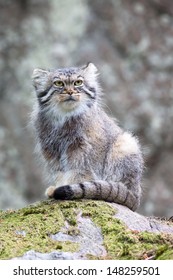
<box><xmin>32</xmin><ymin>63</ymin><xmax>101</xmax><ymax>118</ymax></box>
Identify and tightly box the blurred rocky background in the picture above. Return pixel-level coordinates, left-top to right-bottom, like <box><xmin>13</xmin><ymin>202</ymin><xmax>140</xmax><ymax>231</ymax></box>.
<box><xmin>0</xmin><ymin>0</ymin><xmax>173</xmax><ymax>217</ymax></box>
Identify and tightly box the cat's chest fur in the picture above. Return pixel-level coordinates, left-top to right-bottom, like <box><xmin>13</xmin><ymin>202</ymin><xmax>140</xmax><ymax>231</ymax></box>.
<box><xmin>37</xmin><ymin>113</ymin><xmax>88</xmax><ymax>170</ymax></box>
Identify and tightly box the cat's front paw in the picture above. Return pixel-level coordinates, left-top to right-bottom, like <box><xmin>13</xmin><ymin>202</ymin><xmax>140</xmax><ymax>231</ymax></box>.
<box><xmin>45</xmin><ymin>186</ymin><xmax>56</xmax><ymax>198</ymax></box>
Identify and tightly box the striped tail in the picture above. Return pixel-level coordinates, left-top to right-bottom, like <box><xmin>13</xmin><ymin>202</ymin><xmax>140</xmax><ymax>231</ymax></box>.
<box><xmin>45</xmin><ymin>180</ymin><xmax>140</xmax><ymax>211</ymax></box>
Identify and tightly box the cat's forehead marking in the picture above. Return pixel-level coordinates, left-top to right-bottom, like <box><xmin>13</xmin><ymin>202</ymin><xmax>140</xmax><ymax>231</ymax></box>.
<box><xmin>52</xmin><ymin>67</ymin><xmax>83</xmax><ymax>82</ymax></box>
<box><xmin>54</xmin><ymin>67</ymin><xmax>80</xmax><ymax>76</ymax></box>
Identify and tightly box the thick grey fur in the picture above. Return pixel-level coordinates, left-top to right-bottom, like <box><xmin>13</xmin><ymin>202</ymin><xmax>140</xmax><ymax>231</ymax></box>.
<box><xmin>31</xmin><ymin>63</ymin><xmax>144</xmax><ymax>211</ymax></box>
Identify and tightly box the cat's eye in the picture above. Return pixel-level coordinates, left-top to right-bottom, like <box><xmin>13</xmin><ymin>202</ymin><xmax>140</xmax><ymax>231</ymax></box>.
<box><xmin>74</xmin><ymin>79</ymin><xmax>83</xmax><ymax>87</ymax></box>
<box><xmin>53</xmin><ymin>80</ymin><xmax>64</xmax><ymax>87</ymax></box>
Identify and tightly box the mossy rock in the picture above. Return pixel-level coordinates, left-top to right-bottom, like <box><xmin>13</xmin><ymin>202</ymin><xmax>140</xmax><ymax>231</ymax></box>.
<box><xmin>0</xmin><ymin>200</ymin><xmax>173</xmax><ymax>260</ymax></box>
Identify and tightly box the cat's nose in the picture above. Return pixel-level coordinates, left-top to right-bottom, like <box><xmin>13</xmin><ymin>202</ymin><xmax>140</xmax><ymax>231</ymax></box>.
<box><xmin>67</xmin><ymin>90</ymin><xmax>75</xmax><ymax>96</ymax></box>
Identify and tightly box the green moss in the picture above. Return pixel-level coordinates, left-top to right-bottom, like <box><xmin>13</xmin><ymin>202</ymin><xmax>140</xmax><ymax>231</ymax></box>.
<box><xmin>157</xmin><ymin>249</ymin><xmax>173</xmax><ymax>260</ymax></box>
<box><xmin>1</xmin><ymin>199</ymin><xmax>173</xmax><ymax>260</ymax></box>
<box><xmin>59</xmin><ymin>200</ymin><xmax>173</xmax><ymax>260</ymax></box>
<box><xmin>59</xmin><ymin>201</ymin><xmax>79</xmax><ymax>226</ymax></box>
<box><xmin>0</xmin><ymin>200</ymin><xmax>78</xmax><ymax>259</ymax></box>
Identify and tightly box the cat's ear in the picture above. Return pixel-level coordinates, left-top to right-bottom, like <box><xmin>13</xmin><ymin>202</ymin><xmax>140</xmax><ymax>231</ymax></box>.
<box><xmin>83</xmin><ymin>62</ymin><xmax>98</xmax><ymax>75</ymax></box>
<box><xmin>82</xmin><ymin>62</ymin><xmax>99</xmax><ymax>83</ymax></box>
<box><xmin>32</xmin><ymin>69</ymin><xmax>51</xmax><ymax>95</ymax></box>
<box><xmin>85</xmin><ymin>62</ymin><xmax>98</xmax><ymax>72</ymax></box>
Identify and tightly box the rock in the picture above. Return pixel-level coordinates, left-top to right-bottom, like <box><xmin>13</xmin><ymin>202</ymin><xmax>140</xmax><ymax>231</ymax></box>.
<box><xmin>12</xmin><ymin>250</ymin><xmax>85</xmax><ymax>260</ymax></box>
<box><xmin>114</xmin><ymin>204</ymin><xmax>173</xmax><ymax>234</ymax></box>
<box><xmin>1</xmin><ymin>200</ymin><xmax>173</xmax><ymax>260</ymax></box>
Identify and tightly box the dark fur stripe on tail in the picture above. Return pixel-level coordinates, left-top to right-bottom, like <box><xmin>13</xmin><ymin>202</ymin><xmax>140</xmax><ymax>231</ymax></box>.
<box><xmin>53</xmin><ymin>185</ymin><xmax>74</xmax><ymax>200</ymax></box>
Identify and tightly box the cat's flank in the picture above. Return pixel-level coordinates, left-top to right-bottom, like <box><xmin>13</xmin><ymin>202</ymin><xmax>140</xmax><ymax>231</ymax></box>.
<box><xmin>32</xmin><ymin>63</ymin><xmax>143</xmax><ymax>211</ymax></box>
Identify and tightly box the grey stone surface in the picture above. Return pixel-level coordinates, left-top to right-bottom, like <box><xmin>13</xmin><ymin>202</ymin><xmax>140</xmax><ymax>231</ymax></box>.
<box><xmin>50</xmin><ymin>214</ymin><xmax>106</xmax><ymax>257</ymax></box>
<box><xmin>113</xmin><ymin>203</ymin><xmax>173</xmax><ymax>234</ymax></box>
<box><xmin>12</xmin><ymin>250</ymin><xmax>85</xmax><ymax>260</ymax></box>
